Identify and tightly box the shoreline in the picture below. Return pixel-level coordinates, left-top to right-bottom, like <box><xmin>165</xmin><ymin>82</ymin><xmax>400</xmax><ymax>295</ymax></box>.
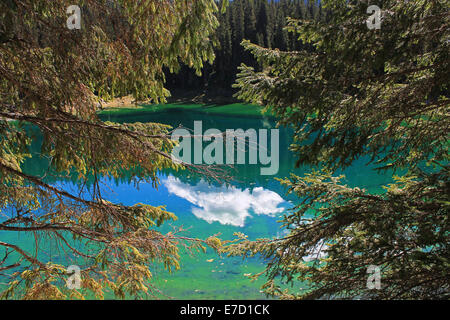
<box><xmin>98</xmin><ymin>93</ymin><xmax>270</xmax><ymax>119</ymax></box>
<box><xmin>99</xmin><ymin>88</ymin><xmax>240</xmax><ymax>109</ymax></box>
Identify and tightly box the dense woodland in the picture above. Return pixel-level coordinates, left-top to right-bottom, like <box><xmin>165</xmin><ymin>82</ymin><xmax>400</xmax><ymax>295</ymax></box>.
<box><xmin>228</xmin><ymin>0</ymin><xmax>449</xmax><ymax>299</ymax></box>
<box><xmin>0</xmin><ymin>0</ymin><xmax>225</xmax><ymax>299</ymax></box>
<box><xmin>166</xmin><ymin>0</ymin><xmax>325</xmax><ymax>95</ymax></box>
<box><xmin>0</xmin><ymin>0</ymin><xmax>448</xmax><ymax>300</ymax></box>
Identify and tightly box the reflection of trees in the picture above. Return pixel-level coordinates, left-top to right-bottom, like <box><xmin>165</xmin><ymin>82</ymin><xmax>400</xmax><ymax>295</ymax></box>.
<box><xmin>25</xmin><ymin>113</ymin><xmax>301</xmax><ymax>192</ymax></box>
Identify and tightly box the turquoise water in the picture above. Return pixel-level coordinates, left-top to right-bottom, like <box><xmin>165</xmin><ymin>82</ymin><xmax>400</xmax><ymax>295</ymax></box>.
<box><xmin>1</xmin><ymin>106</ymin><xmax>394</xmax><ymax>299</ymax></box>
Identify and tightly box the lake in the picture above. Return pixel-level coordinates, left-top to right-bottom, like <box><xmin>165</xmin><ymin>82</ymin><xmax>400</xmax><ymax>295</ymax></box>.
<box><xmin>1</xmin><ymin>104</ymin><xmax>394</xmax><ymax>299</ymax></box>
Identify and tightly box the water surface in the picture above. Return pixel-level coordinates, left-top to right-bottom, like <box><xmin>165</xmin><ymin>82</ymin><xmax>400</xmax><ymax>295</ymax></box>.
<box><xmin>1</xmin><ymin>104</ymin><xmax>394</xmax><ymax>299</ymax></box>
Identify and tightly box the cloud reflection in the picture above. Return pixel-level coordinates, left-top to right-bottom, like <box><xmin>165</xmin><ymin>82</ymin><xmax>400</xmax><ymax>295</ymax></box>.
<box><xmin>163</xmin><ymin>176</ymin><xmax>286</xmax><ymax>227</ymax></box>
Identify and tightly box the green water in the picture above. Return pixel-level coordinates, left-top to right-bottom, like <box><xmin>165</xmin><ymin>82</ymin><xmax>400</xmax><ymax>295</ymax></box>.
<box><xmin>99</xmin><ymin>103</ymin><xmax>266</xmax><ymax>118</ymax></box>
<box><xmin>1</xmin><ymin>104</ymin><xmax>394</xmax><ymax>299</ymax></box>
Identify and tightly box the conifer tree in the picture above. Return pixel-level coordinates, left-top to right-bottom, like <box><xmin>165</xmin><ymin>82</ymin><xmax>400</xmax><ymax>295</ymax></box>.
<box><xmin>0</xmin><ymin>0</ymin><xmax>226</xmax><ymax>299</ymax></box>
<box><xmin>228</xmin><ymin>0</ymin><xmax>449</xmax><ymax>299</ymax></box>
<box><xmin>166</xmin><ymin>0</ymin><xmax>324</xmax><ymax>94</ymax></box>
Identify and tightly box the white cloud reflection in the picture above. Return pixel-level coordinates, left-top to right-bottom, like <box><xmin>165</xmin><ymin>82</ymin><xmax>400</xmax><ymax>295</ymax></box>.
<box><xmin>163</xmin><ymin>176</ymin><xmax>286</xmax><ymax>227</ymax></box>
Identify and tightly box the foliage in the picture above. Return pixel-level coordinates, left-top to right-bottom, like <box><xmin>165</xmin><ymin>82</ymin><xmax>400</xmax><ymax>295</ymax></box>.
<box><xmin>0</xmin><ymin>0</ymin><xmax>225</xmax><ymax>299</ymax></box>
<box><xmin>226</xmin><ymin>0</ymin><xmax>449</xmax><ymax>299</ymax></box>
<box><xmin>166</xmin><ymin>0</ymin><xmax>325</xmax><ymax>92</ymax></box>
